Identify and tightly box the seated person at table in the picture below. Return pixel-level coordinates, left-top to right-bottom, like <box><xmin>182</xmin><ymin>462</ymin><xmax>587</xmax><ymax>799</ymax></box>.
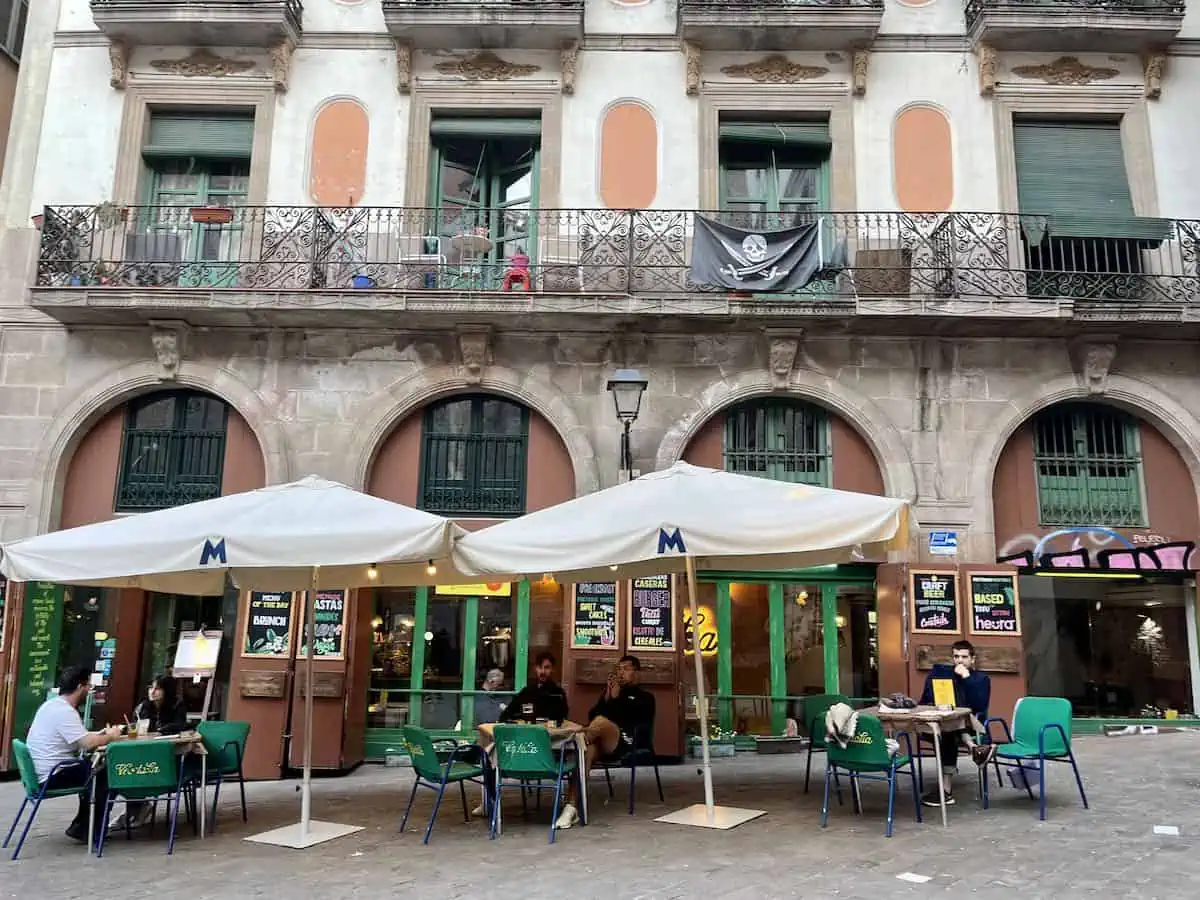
<box><xmin>919</xmin><ymin>639</ymin><xmax>995</xmax><ymax>807</ymax></box>
<box><xmin>26</xmin><ymin>665</ymin><xmax>122</xmax><ymax>844</ymax></box>
<box><xmin>498</xmin><ymin>652</ymin><xmax>569</xmax><ymax>724</ymax></box>
<box><xmin>555</xmin><ymin>655</ymin><xmax>656</xmax><ymax>831</ymax></box>
<box><xmin>474</xmin><ymin>668</ymin><xmax>508</xmax><ymax>725</ymax></box>
<box><xmin>112</xmin><ymin>674</ymin><xmax>188</xmax><ymax>830</ymax></box>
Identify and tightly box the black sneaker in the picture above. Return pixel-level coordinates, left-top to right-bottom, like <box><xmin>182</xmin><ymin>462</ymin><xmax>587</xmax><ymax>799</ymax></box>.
<box><xmin>921</xmin><ymin>790</ymin><xmax>955</xmax><ymax>807</ymax></box>
<box><xmin>64</xmin><ymin>823</ymin><xmax>88</xmax><ymax>843</ymax></box>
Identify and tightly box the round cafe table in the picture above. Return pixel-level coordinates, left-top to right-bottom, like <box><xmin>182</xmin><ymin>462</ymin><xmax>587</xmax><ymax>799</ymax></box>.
<box><xmin>476</xmin><ymin>721</ymin><xmax>589</xmax><ymax>833</ymax></box>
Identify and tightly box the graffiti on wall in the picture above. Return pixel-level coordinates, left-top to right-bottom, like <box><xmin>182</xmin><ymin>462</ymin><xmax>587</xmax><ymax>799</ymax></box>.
<box><xmin>997</xmin><ymin>527</ymin><xmax>1197</xmax><ymax>573</ymax></box>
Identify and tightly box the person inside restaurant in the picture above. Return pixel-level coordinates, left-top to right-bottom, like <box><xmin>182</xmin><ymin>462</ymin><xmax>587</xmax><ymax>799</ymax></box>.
<box><xmin>24</xmin><ymin>664</ymin><xmax>123</xmax><ymax>844</ymax></box>
<box><xmin>918</xmin><ymin>639</ymin><xmax>995</xmax><ymax>807</ymax></box>
<box><xmin>474</xmin><ymin>668</ymin><xmax>509</xmax><ymax>725</ymax></box>
<box><xmin>497</xmin><ymin>652</ymin><xmax>569</xmax><ymax>724</ymax></box>
<box><xmin>555</xmin><ymin>654</ymin><xmax>656</xmax><ymax>830</ymax></box>
<box><xmin>111</xmin><ymin>674</ymin><xmax>189</xmax><ymax>830</ymax></box>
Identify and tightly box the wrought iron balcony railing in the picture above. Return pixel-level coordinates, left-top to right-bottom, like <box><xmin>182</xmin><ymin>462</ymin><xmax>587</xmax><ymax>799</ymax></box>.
<box><xmin>681</xmin><ymin>0</ymin><xmax>883</xmax><ymax>10</ymax></box>
<box><xmin>34</xmin><ymin>205</ymin><xmax>1200</xmax><ymax>306</ymax></box>
<box><xmin>964</xmin><ymin>0</ymin><xmax>1185</xmax><ymax>29</ymax></box>
<box><xmin>91</xmin><ymin>0</ymin><xmax>304</xmax><ymax>20</ymax></box>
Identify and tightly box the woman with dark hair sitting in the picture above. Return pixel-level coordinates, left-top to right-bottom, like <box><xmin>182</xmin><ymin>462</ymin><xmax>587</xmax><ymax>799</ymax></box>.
<box><xmin>111</xmin><ymin>675</ymin><xmax>189</xmax><ymax>830</ymax></box>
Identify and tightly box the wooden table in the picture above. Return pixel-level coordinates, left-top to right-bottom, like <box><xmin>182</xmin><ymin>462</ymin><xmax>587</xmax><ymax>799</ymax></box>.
<box><xmin>87</xmin><ymin>731</ymin><xmax>207</xmax><ymax>855</ymax></box>
<box><xmin>859</xmin><ymin>706</ymin><xmax>978</xmax><ymax>828</ymax></box>
<box><xmin>476</xmin><ymin>721</ymin><xmax>588</xmax><ymax>832</ymax></box>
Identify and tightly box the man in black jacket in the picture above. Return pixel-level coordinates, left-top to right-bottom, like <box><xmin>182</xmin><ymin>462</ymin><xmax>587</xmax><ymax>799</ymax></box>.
<box><xmin>555</xmin><ymin>654</ymin><xmax>656</xmax><ymax>831</ymax></box>
<box><xmin>497</xmin><ymin>652</ymin><xmax>569</xmax><ymax>724</ymax></box>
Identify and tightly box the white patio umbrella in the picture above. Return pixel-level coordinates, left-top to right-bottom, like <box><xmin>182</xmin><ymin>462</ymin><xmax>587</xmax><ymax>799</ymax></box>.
<box><xmin>1</xmin><ymin>475</ymin><xmax>468</xmax><ymax>849</ymax></box>
<box><xmin>453</xmin><ymin>462</ymin><xmax>916</xmax><ymax>830</ymax></box>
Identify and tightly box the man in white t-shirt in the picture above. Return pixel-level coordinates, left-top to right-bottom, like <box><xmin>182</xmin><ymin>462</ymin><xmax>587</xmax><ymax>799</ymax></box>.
<box><xmin>26</xmin><ymin>665</ymin><xmax>122</xmax><ymax>843</ymax></box>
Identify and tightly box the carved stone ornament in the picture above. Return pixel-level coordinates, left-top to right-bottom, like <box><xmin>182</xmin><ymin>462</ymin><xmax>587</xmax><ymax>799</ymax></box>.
<box><xmin>149</xmin><ymin>49</ymin><xmax>256</xmax><ymax>78</ymax></box>
<box><xmin>433</xmin><ymin>52</ymin><xmax>539</xmax><ymax>82</ymax></box>
<box><xmin>108</xmin><ymin>41</ymin><xmax>131</xmax><ymax>90</ymax></box>
<box><xmin>852</xmin><ymin>50</ymin><xmax>869</xmax><ymax>97</ymax></box>
<box><xmin>765</xmin><ymin>331</ymin><xmax>803</xmax><ymax>389</ymax></box>
<box><xmin>684</xmin><ymin>42</ymin><xmax>701</xmax><ymax>97</ymax></box>
<box><xmin>395</xmin><ymin>41</ymin><xmax>412</xmax><ymax>94</ymax></box>
<box><xmin>1011</xmin><ymin>56</ymin><xmax>1120</xmax><ymax>86</ymax></box>
<box><xmin>721</xmin><ymin>55</ymin><xmax>828</xmax><ymax>84</ymax></box>
<box><xmin>150</xmin><ymin>321</ymin><xmax>189</xmax><ymax>382</ymax></box>
<box><xmin>457</xmin><ymin>326</ymin><xmax>493</xmax><ymax>385</ymax></box>
<box><xmin>1143</xmin><ymin>51</ymin><xmax>1166</xmax><ymax>100</ymax></box>
<box><xmin>976</xmin><ymin>43</ymin><xmax>997</xmax><ymax>96</ymax></box>
<box><xmin>269</xmin><ymin>38</ymin><xmax>296</xmax><ymax>93</ymax></box>
<box><xmin>561</xmin><ymin>41</ymin><xmax>579</xmax><ymax>96</ymax></box>
<box><xmin>1069</xmin><ymin>336</ymin><xmax>1118</xmax><ymax>395</ymax></box>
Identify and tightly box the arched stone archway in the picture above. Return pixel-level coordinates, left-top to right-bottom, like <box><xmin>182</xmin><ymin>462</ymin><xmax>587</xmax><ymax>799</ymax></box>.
<box><xmin>348</xmin><ymin>364</ymin><xmax>601</xmax><ymax>499</ymax></box>
<box><xmin>28</xmin><ymin>360</ymin><xmax>288</xmax><ymax>534</ymax></box>
<box><xmin>654</xmin><ymin>370</ymin><xmax>918</xmax><ymax>501</ymax></box>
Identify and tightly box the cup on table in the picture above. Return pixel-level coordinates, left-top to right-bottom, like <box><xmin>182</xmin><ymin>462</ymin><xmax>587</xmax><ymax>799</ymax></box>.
<box><xmin>521</xmin><ymin>702</ymin><xmax>534</xmax><ymax>719</ymax></box>
<box><xmin>136</xmin><ymin>719</ymin><xmax>150</xmax><ymax>737</ymax></box>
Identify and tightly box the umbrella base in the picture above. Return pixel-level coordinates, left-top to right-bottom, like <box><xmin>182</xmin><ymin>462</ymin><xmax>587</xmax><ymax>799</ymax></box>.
<box><xmin>244</xmin><ymin>820</ymin><xmax>363</xmax><ymax>849</ymax></box>
<box><xmin>655</xmin><ymin>804</ymin><xmax>766</xmax><ymax>830</ymax></box>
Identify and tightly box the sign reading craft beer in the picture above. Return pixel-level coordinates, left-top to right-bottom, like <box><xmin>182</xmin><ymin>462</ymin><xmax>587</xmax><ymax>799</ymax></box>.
<box><xmin>629</xmin><ymin>575</ymin><xmax>675</xmax><ymax>651</ymax></box>
<box><xmin>968</xmin><ymin>572</ymin><xmax>1021</xmax><ymax>636</ymax></box>
<box><xmin>572</xmin><ymin>582</ymin><xmax>618</xmax><ymax>648</ymax></box>
<box><xmin>909</xmin><ymin>570</ymin><xmax>961</xmax><ymax>634</ymax></box>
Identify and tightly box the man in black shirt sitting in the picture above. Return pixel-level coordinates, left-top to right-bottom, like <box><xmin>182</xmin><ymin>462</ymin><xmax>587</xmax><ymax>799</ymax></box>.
<box><xmin>555</xmin><ymin>654</ymin><xmax>656</xmax><ymax>830</ymax></box>
<box><xmin>497</xmin><ymin>651</ymin><xmax>569</xmax><ymax>725</ymax></box>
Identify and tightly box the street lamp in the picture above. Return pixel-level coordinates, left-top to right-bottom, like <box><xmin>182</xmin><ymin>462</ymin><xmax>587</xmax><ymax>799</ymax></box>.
<box><xmin>606</xmin><ymin>368</ymin><xmax>648</xmax><ymax>482</ymax></box>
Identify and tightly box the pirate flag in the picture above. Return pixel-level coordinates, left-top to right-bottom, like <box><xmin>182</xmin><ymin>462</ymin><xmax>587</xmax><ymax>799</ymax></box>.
<box><xmin>689</xmin><ymin>215</ymin><xmax>822</xmax><ymax>293</ymax></box>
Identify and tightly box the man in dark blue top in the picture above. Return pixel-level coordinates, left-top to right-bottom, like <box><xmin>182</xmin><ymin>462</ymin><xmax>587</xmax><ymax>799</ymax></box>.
<box><xmin>919</xmin><ymin>639</ymin><xmax>994</xmax><ymax>806</ymax></box>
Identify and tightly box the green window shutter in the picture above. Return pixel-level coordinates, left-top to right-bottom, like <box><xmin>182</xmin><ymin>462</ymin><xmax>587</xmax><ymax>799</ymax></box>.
<box><xmin>143</xmin><ymin>113</ymin><xmax>256</xmax><ymax>158</ymax></box>
<box><xmin>719</xmin><ymin>121</ymin><xmax>831</xmax><ymax>149</ymax></box>
<box><xmin>723</xmin><ymin>399</ymin><xmax>831</xmax><ymax>486</ymax></box>
<box><xmin>429</xmin><ymin>118</ymin><xmax>542</xmax><ymax>138</ymax></box>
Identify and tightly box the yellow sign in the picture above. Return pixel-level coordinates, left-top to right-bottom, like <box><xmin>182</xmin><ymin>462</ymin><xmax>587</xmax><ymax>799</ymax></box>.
<box><xmin>683</xmin><ymin>605</ymin><xmax>718</xmax><ymax>657</ymax></box>
<box><xmin>932</xmin><ymin>678</ymin><xmax>956</xmax><ymax>708</ymax></box>
<box><xmin>435</xmin><ymin>583</ymin><xmax>512</xmax><ymax>597</ymax></box>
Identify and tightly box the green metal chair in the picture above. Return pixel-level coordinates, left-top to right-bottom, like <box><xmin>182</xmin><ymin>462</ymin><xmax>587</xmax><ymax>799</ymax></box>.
<box><xmin>490</xmin><ymin>724</ymin><xmax>584</xmax><ymax>844</ymax></box>
<box><xmin>399</xmin><ymin>725</ymin><xmax>488</xmax><ymax>845</ymax></box>
<box><xmin>3</xmin><ymin>739</ymin><xmax>95</xmax><ymax>860</ymax></box>
<box><xmin>195</xmin><ymin>720</ymin><xmax>251</xmax><ymax>830</ymax></box>
<box><xmin>802</xmin><ymin>693</ymin><xmax>851</xmax><ymax>794</ymax></box>
<box><xmin>820</xmin><ymin>715</ymin><xmax>921</xmax><ymax>838</ymax></box>
<box><xmin>100</xmin><ymin>739</ymin><xmax>186</xmax><ymax>856</ymax></box>
<box><xmin>981</xmin><ymin>696</ymin><xmax>1088</xmax><ymax>821</ymax></box>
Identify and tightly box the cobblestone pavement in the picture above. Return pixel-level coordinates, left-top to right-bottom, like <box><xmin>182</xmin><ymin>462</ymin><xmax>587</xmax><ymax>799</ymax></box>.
<box><xmin>2</xmin><ymin>734</ymin><xmax>1199</xmax><ymax>899</ymax></box>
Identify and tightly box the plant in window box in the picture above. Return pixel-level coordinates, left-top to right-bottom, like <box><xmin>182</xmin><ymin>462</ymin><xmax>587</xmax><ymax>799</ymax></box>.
<box><xmin>190</xmin><ymin>206</ymin><xmax>235</xmax><ymax>225</ymax></box>
<box><xmin>688</xmin><ymin>725</ymin><xmax>738</xmax><ymax>758</ymax></box>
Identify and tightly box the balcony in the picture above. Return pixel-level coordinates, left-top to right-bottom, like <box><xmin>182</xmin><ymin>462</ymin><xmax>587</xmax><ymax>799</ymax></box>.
<box><xmin>678</xmin><ymin>0</ymin><xmax>884</xmax><ymax>52</ymax></box>
<box><xmin>89</xmin><ymin>0</ymin><xmax>303</xmax><ymax>49</ymax></box>
<box><xmin>964</xmin><ymin>0</ymin><xmax>1185</xmax><ymax>53</ymax></box>
<box><xmin>381</xmin><ymin>0</ymin><xmax>583</xmax><ymax>51</ymax></box>
<box><xmin>30</xmin><ymin>205</ymin><xmax>1200</xmax><ymax>329</ymax></box>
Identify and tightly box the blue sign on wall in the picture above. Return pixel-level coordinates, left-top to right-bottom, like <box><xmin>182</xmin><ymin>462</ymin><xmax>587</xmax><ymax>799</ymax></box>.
<box><xmin>929</xmin><ymin>530</ymin><xmax>958</xmax><ymax>556</ymax></box>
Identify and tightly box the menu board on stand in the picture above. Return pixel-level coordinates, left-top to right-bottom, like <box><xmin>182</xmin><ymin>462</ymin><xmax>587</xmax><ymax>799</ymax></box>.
<box><xmin>968</xmin><ymin>572</ymin><xmax>1021</xmax><ymax>636</ymax></box>
<box><xmin>242</xmin><ymin>591</ymin><xmax>295</xmax><ymax>657</ymax></box>
<box><xmin>909</xmin><ymin>570</ymin><xmax>961</xmax><ymax>634</ymax></box>
<box><xmin>12</xmin><ymin>582</ymin><xmax>65</xmax><ymax>740</ymax></box>
<box><xmin>298</xmin><ymin>589</ymin><xmax>348</xmax><ymax>659</ymax></box>
<box><xmin>174</xmin><ymin>630</ymin><xmax>224</xmax><ymax>721</ymax></box>
<box><xmin>572</xmin><ymin>582</ymin><xmax>618</xmax><ymax>648</ymax></box>
<box><xmin>628</xmin><ymin>575</ymin><xmax>675</xmax><ymax>651</ymax></box>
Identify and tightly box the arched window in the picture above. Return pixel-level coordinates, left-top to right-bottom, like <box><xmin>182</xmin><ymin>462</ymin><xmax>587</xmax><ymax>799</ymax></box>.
<box><xmin>419</xmin><ymin>395</ymin><xmax>529</xmax><ymax>517</ymax></box>
<box><xmin>1032</xmin><ymin>402</ymin><xmax>1144</xmax><ymax>526</ymax></box>
<box><xmin>722</xmin><ymin>398</ymin><xmax>831</xmax><ymax>486</ymax></box>
<box><xmin>116</xmin><ymin>390</ymin><xmax>228</xmax><ymax>511</ymax></box>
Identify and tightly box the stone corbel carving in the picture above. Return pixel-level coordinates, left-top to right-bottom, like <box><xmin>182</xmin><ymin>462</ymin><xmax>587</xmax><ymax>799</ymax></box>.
<box><xmin>852</xmin><ymin>50</ymin><xmax>869</xmax><ymax>96</ymax></box>
<box><xmin>765</xmin><ymin>329</ymin><xmax>803</xmax><ymax>389</ymax></box>
<box><xmin>109</xmin><ymin>41</ymin><xmax>131</xmax><ymax>90</ymax></box>
<box><xmin>1069</xmin><ymin>335</ymin><xmax>1118</xmax><ymax>395</ymax></box>
<box><xmin>269</xmin><ymin>38</ymin><xmax>296</xmax><ymax>93</ymax></box>
<box><xmin>395</xmin><ymin>41</ymin><xmax>412</xmax><ymax>95</ymax></box>
<box><xmin>561</xmin><ymin>41</ymin><xmax>579</xmax><ymax>96</ymax></box>
<box><xmin>150</xmin><ymin>321</ymin><xmax>190</xmax><ymax>382</ymax></box>
<box><xmin>1143</xmin><ymin>52</ymin><xmax>1166</xmax><ymax>100</ymax></box>
<box><xmin>684</xmin><ymin>42</ymin><xmax>701</xmax><ymax>97</ymax></box>
<box><xmin>457</xmin><ymin>326</ymin><xmax>493</xmax><ymax>385</ymax></box>
<box><xmin>976</xmin><ymin>43</ymin><xmax>996</xmax><ymax>96</ymax></box>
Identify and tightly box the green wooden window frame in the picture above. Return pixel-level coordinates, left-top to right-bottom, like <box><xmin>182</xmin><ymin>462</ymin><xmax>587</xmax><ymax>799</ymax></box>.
<box><xmin>418</xmin><ymin>395</ymin><xmax>529</xmax><ymax>517</ymax></box>
<box><xmin>115</xmin><ymin>390</ymin><xmax>228</xmax><ymax>512</ymax></box>
<box><xmin>718</xmin><ymin>124</ymin><xmax>831</xmax><ymax>225</ymax></box>
<box><xmin>1033</xmin><ymin>403</ymin><xmax>1146</xmax><ymax>527</ymax></box>
<box><xmin>722</xmin><ymin>398</ymin><xmax>832</xmax><ymax>487</ymax></box>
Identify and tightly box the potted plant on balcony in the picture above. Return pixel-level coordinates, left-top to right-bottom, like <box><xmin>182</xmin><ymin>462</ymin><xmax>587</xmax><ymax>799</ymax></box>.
<box><xmin>95</xmin><ymin>201</ymin><xmax>129</xmax><ymax>229</ymax></box>
<box><xmin>190</xmin><ymin>205</ymin><xmax>235</xmax><ymax>225</ymax></box>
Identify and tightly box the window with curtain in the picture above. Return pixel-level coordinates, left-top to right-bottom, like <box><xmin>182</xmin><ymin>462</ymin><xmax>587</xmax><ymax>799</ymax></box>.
<box><xmin>1033</xmin><ymin>403</ymin><xmax>1145</xmax><ymax>526</ymax></box>
<box><xmin>723</xmin><ymin>398</ymin><xmax>832</xmax><ymax>486</ymax></box>
<box><xmin>419</xmin><ymin>395</ymin><xmax>529</xmax><ymax>517</ymax></box>
<box><xmin>116</xmin><ymin>390</ymin><xmax>228</xmax><ymax>512</ymax></box>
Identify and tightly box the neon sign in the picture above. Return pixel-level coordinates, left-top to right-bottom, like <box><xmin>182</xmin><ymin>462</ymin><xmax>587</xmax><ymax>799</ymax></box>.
<box><xmin>683</xmin><ymin>605</ymin><xmax>718</xmax><ymax>657</ymax></box>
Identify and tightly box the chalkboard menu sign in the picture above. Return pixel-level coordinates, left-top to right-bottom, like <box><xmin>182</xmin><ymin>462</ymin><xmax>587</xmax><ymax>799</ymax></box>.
<box><xmin>572</xmin><ymin>582</ymin><xmax>618</xmax><ymax>648</ymax></box>
<box><xmin>13</xmin><ymin>582</ymin><xmax>65</xmax><ymax>741</ymax></box>
<box><xmin>243</xmin><ymin>591</ymin><xmax>294</xmax><ymax>657</ymax></box>
<box><xmin>629</xmin><ymin>575</ymin><xmax>674</xmax><ymax>650</ymax></box>
<box><xmin>910</xmin><ymin>570</ymin><xmax>961</xmax><ymax>634</ymax></box>
<box><xmin>299</xmin><ymin>589</ymin><xmax>347</xmax><ymax>658</ymax></box>
<box><xmin>969</xmin><ymin>572</ymin><xmax>1021</xmax><ymax>636</ymax></box>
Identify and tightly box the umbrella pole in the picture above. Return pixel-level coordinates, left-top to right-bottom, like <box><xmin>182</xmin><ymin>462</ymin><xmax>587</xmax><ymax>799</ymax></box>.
<box><xmin>685</xmin><ymin>555</ymin><xmax>716</xmax><ymax>821</ymax></box>
<box><xmin>301</xmin><ymin>565</ymin><xmax>317</xmax><ymax>839</ymax></box>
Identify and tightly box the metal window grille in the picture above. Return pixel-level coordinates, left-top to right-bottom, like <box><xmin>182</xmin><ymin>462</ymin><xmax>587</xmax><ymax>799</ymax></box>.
<box><xmin>723</xmin><ymin>399</ymin><xmax>831</xmax><ymax>486</ymax></box>
<box><xmin>419</xmin><ymin>397</ymin><xmax>528</xmax><ymax>517</ymax></box>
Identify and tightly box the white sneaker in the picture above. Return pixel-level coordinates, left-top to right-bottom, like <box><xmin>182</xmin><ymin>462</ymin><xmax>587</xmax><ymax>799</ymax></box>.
<box><xmin>470</xmin><ymin>804</ymin><xmax>486</xmax><ymax>818</ymax></box>
<box><xmin>554</xmin><ymin>803</ymin><xmax>579</xmax><ymax>830</ymax></box>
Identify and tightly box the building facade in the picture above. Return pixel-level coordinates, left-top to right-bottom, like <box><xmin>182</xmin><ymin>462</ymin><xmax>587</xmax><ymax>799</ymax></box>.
<box><xmin>2</xmin><ymin>0</ymin><xmax>1200</xmax><ymax>774</ymax></box>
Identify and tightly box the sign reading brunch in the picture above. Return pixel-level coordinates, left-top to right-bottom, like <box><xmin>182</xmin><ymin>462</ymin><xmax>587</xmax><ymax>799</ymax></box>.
<box><xmin>243</xmin><ymin>591</ymin><xmax>293</xmax><ymax>657</ymax></box>
<box><xmin>909</xmin><ymin>570</ymin><xmax>960</xmax><ymax>634</ymax></box>
<box><xmin>968</xmin><ymin>572</ymin><xmax>1021</xmax><ymax>636</ymax></box>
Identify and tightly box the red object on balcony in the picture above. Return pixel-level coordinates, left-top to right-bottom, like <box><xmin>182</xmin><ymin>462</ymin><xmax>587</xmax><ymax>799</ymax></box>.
<box><xmin>190</xmin><ymin>206</ymin><xmax>234</xmax><ymax>225</ymax></box>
